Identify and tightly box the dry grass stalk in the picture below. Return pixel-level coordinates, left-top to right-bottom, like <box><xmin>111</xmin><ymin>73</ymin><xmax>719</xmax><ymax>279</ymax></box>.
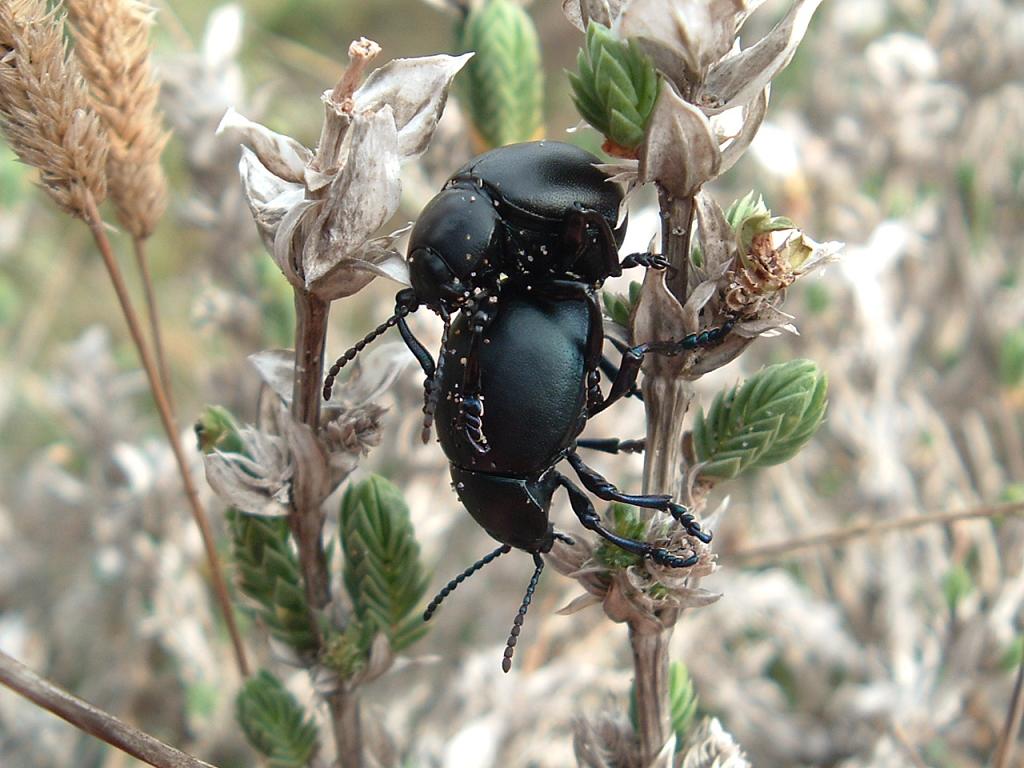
<box><xmin>0</xmin><ymin>0</ymin><xmax>108</xmax><ymax>219</ymax></box>
<box><xmin>0</xmin><ymin>649</ymin><xmax>218</xmax><ymax>768</ymax></box>
<box><xmin>66</xmin><ymin>0</ymin><xmax>169</xmax><ymax>239</ymax></box>
<box><xmin>1</xmin><ymin>0</ymin><xmax>249</xmax><ymax>680</ymax></box>
<box><xmin>66</xmin><ymin>0</ymin><xmax>174</xmax><ymax>410</ymax></box>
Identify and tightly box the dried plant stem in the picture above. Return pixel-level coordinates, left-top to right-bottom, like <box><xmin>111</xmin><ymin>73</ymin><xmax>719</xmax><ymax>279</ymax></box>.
<box><xmin>992</xmin><ymin>638</ymin><xmax>1024</xmax><ymax>768</ymax></box>
<box><xmin>729</xmin><ymin>501</ymin><xmax>1024</xmax><ymax>565</ymax></box>
<box><xmin>83</xmin><ymin>196</ymin><xmax>249</xmax><ymax>678</ymax></box>
<box><xmin>657</xmin><ymin>188</ymin><xmax>692</xmax><ymax>307</ymax></box>
<box><xmin>290</xmin><ymin>288</ymin><xmax>363</xmax><ymax>768</ymax></box>
<box><xmin>133</xmin><ymin>235</ymin><xmax>173</xmax><ymax>401</ymax></box>
<box><xmin>631</xmin><ymin>188</ymin><xmax>699</xmax><ymax>766</ymax></box>
<box><xmin>0</xmin><ymin>649</ymin><xmax>217</xmax><ymax>768</ymax></box>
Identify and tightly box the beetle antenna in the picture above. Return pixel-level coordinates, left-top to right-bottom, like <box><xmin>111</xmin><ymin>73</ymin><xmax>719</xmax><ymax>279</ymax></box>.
<box><xmin>420</xmin><ymin>317</ymin><xmax>451</xmax><ymax>442</ymax></box>
<box><xmin>323</xmin><ymin>305</ymin><xmax>415</xmax><ymax>400</ymax></box>
<box><xmin>502</xmin><ymin>553</ymin><xmax>544</xmax><ymax>673</ymax></box>
<box><xmin>423</xmin><ymin>543</ymin><xmax>511</xmax><ymax>621</ymax></box>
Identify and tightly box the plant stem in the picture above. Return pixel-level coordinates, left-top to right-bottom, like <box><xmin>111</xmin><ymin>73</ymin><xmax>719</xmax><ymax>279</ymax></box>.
<box><xmin>83</xmin><ymin>196</ymin><xmax>249</xmax><ymax>678</ymax></box>
<box><xmin>133</xmin><ymin>235</ymin><xmax>174</xmax><ymax>403</ymax></box>
<box><xmin>729</xmin><ymin>501</ymin><xmax>1024</xmax><ymax>565</ymax></box>
<box><xmin>0</xmin><ymin>649</ymin><xmax>217</xmax><ymax>768</ymax></box>
<box><xmin>630</xmin><ymin>188</ymin><xmax>698</xmax><ymax>766</ymax></box>
<box><xmin>289</xmin><ymin>288</ymin><xmax>364</xmax><ymax>768</ymax></box>
<box><xmin>289</xmin><ymin>289</ymin><xmax>332</xmax><ymax>613</ymax></box>
<box><xmin>994</xmin><ymin>650</ymin><xmax>1024</xmax><ymax>768</ymax></box>
<box><xmin>658</xmin><ymin>187</ymin><xmax>692</xmax><ymax>308</ymax></box>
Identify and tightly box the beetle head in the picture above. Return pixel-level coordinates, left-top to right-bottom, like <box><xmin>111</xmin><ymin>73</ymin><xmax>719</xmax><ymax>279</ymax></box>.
<box><xmin>407</xmin><ymin>187</ymin><xmax>503</xmax><ymax>314</ymax></box>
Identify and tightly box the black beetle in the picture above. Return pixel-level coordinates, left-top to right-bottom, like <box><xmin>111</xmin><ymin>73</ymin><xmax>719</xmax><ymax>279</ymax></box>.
<box><xmin>322</xmin><ymin>141</ymin><xmax>668</xmax><ymax>450</ymax></box>
<box><xmin>418</xmin><ymin>279</ymin><xmax>732</xmax><ymax>672</ymax></box>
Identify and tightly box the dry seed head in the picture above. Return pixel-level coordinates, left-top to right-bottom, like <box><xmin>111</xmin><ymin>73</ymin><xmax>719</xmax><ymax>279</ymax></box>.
<box><xmin>0</xmin><ymin>0</ymin><xmax>109</xmax><ymax>218</ymax></box>
<box><xmin>66</xmin><ymin>0</ymin><xmax>168</xmax><ymax>239</ymax></box>
<box><xmin>723</xmin><ymin>232</ymin><xmax>796</xmax><ymax>313</ymax></box>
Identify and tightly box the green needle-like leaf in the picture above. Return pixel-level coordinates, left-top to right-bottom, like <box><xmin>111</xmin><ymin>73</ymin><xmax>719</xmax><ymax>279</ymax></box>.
<box><xmin>236</xmin><ymin>670</ymin><xmax>319</xmax><ymax>768</ymax></box>
<box><xmin>569</xmin><ymin>22</ymin><xmax>660</xmax><ymax>154</ymax></box>
<box><xmin>456</xmin><ymin>0</ymin><xmax>543</xmax><ymax>149</ymax></box>
<box><xmin>228</xmin><ymin>510</ymin><xmax>319</xmax><ymax>656</ymax></box>
<box><xmin>693</xmin><ymin>360</ymin><xmax>828</xmax><ymax>480</ymax></box>
<box><xmin>669</xmin><ymin>661</ymin><xmax>699</xmax><ymax>749</ymax></box>
<box><xmin>340</xmin><ymin>475</ymin><xmax>429</xmax><ymax>653</ymax></box>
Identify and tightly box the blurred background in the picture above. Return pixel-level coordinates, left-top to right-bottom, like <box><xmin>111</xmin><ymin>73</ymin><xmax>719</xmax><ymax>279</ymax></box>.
<box><xmin>1</xmin><ymin>0</ymin><xmax>1023</xmax><ymax>766</ymax></box>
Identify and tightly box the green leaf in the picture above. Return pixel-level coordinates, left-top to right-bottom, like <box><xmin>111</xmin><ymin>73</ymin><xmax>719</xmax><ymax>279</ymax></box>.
<box><xmin>595</xmin><ymin>503</ymin><xmax>646</xmax><ymax>569</ymax></box>
<box><xmin>340</xmin><ymin>475</ymin><xmax>429</xmax><ymax>653</ymax></box>
<box><xmin>195</xmin><ymin>405</ymin><xmax>244</xmax><ymax>455</ymax></box>
<box><xmin>693</xmin><ymin>360</ymin><xmax>828</xmax><ymax>480</ymax></box>
<box><xmin>629</xmin><ymin>660</ymin><xmax>699</xmax><ymax>751</ymax></box>
<box><xmin>669</xmin><ymin>662</ymin><xmax>699</xmax><ymax>749</ymax></box>
<box><xmin>569</xmin><ymin>22</ymin><xmax>660</xmax><ymax>153</ymax></box>
<box><xmin>999</xmin><ymin>328</ymin><xmax>1024</xmax><ymax>389</ymax></box>
<box><xmin>942</xmin><ymin>563</ymin><xmax>973</xmax><ymax>612</ymax></box>
<box><xmin>228</xmin><ymin>510</ymin><xmax>319</xmax><ymax>655</ymax></box>
<box><xmin>456</xmin><ymin>0</ymin><xmax>543</xmax><ymax>149</ymax></box>
<box><xmin>236</xmin><ymin>670</ymin><xmax>319</xmax><ymax>768</ymax></box>
<box><xmin>724</xmin><ymin>191</ymin><xmax>795</xmax><ymax>256</ymax></box>
<box><xmin>601</xmin><ymin>280</ymin><xmax>642</xmax><ymax>329</ymax></box>
<box><xmin>1001</xmin><ymin>635</ymin><xmax>1024</xmax><ymax>672</ymax></box>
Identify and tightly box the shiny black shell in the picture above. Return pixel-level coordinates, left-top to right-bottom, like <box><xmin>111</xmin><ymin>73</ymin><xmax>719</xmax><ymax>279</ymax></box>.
<box><xmin>450</xmin><ymin>141</ymin><xmax>621</xmax><ymax>234</ymax></box>
<box><xmin>434</xmin><ymin>289</ymin><xmax>590</xmax><ymax>477</ymax></box>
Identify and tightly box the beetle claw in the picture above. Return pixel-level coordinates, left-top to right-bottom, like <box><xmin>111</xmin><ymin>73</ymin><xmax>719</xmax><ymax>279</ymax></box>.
<box><xmin>667</xmin><ymin>502</ymin><xmax>713</xmax><ymax>543</ymax></box>
<box><xmin>649</xmin><ymin>548</ymin><xmax>698</xmax><ymax>568</ymax></box>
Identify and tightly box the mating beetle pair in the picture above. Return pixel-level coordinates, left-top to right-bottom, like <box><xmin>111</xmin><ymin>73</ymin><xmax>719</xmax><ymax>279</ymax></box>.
<box><xmin>325</xmin><ymin>141</ymin><xmax>732</xmax><ymax>671</ymax></box>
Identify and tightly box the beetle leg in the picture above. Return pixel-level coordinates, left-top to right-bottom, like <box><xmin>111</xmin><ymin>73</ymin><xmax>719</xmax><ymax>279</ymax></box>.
<box><xmin>399</xmin><ymin>314</ymin><xmax>444</xmax><ymax>443</ymax></box>
<box><xmin>575</xmin><ymin>437</ymin><xmax>645</xmax><ymax>454</ymax></box>
<box><xmin>589</xmin><ymin>345</ymin><xmax>645</xmax><ymax>416</ymax></box>
<box><xmin>455</xmin><ymin>294</ymin><xmax>499</xmax><ymax>453</ymax></box>
<box><xmin>557</xmin><ymin>474</ymin><xmax>698</xmax><ymax>568</ymax></box>
<box><xmin>600</xmin><ymin>354</ymin><xmax>644</xmax><ymax>401</ymax></box>
<box><xmin>619</xmin><ymin>252</ymin><xmax>675</xmax><ymax>273</ymax></box>
<box><xmin>566</xmin><ymin>450</ymin><xmax>711</xmax><ymax>543</ymax></box>
<box><xmin>641</xmin><ymin>317</ymin><xmax>738</xmax><ymax>357</ymax></box>
<box><xmin>589</xmin><ymin>319</ymin><xmax>736</xmax><ymax>415</ymax></box>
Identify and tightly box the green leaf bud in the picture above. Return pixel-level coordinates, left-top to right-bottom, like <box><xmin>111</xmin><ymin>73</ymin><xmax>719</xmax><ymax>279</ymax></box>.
<box><xmin>456</xmin><ymin>0</ymin><xmax>544</xmax><ymax>150</ymax></box>
<box><xmin>195</xmin><ymin>405</ymin><xmax>244</xmax><ymax>455</ymax></box>
<box><xmin>693</xmin><ymin>360</ymin><xmax>828</xmax><ymax>480</ymax></box>
<box><xmin>569</xmin><ymin>22</ymin><xmax>659</xmax><ymax>156</ymax></box>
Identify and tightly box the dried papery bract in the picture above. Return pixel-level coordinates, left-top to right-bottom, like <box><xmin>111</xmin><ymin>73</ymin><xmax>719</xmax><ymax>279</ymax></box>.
<box><xmin>0</xmin><ymin>0</ymin><xmax>109</xmax><ymax>219</ymax></box>
<box><xmin>221</xmin><ymin>44</ymin><xmax>473</xmax><ymax>302</ymax></box>
<box><xmin>66</xmin><ymin>0</ymin><xmax>169</xmax><ymax>240</ymax></box>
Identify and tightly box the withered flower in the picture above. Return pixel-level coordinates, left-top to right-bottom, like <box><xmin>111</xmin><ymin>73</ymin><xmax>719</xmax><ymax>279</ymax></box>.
<box><xmin>218</xmin><ymin>40</ymin><xmax>472</xmax><ymax>301</ymax></box>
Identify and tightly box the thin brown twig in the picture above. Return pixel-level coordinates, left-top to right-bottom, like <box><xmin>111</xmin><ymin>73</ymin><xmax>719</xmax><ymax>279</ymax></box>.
<box><xmin>83</xmin><ymin>194</ymin><xmax>249</xmax><ymax>678</ymax></box>
<box><xmin>729</xmin><ymin>501</ymin><xmax>1024</xmax><ymax>565</ymax></box>
<box><xmin>0</xmin><ymin>649</ymin><xmax>217</xmax><ymax>768</ymax></box>
<box><xmin>993</xmin><ymin>653</ymin><xmax>1024</xmax><ymax>768</ymax></box>
<box><xmin>133</xmin><ymin>235</ymin><xmax>174</xmax><ymax>403</ymax></box>
<box><xmin>291</xmin><ymin>289</ymin><xmax>364</xmax><ymax>768</ymax></box>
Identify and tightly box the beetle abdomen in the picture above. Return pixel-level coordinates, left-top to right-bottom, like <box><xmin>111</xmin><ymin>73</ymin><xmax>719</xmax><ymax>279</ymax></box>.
<box><xmin>449</xmin><ymin>465</ymin><xmax>559</xmax><ymax>551</ymax></box>
<box><xmin>436</xmin><ymin>290</ymin><xmax>589</xmax><ymax>475</ymax></box>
